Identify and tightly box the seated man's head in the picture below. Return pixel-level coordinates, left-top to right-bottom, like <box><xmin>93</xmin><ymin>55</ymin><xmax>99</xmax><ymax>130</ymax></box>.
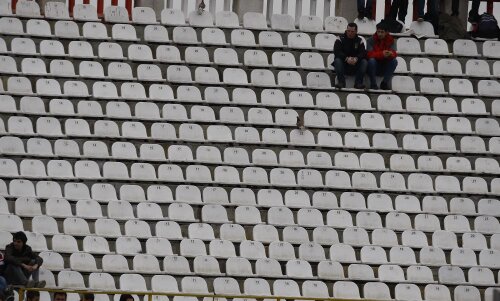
<box><xmin>12</xmin><ymin>231</ymin><xmax>27</xmax><ymax>251</ymax></box>
<box><xmin>27</xmin><ymin>290</ymin><xmax>40</xmax><ymax>301</ymax></box>
<box><xmin>346</xmin><ymin>23</ymin><xmax>358</xmax><ymax>39</ymax></box>
<box><xmin>53</xmin><ymin>292</ymin><xmax>67</xmax><ymax>301</ymax></box>
<box><xmin>376</xmin><ymin>22</ymin><xmax>389</xmax><ymax>39</ymax></box>
<box><xmin>80</xmin><ymin>293</ymin><xmax>94</xmax><ymax>301</ymax></box>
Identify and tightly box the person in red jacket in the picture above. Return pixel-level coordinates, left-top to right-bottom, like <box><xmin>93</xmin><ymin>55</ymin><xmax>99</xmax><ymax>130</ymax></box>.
<box><xmin>366</xmin><ymin>22</ymin><xmax>398</xmax><ymax>90</ymax></box>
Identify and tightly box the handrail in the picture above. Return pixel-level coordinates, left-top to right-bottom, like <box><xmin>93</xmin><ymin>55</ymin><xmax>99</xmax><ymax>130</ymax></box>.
<box><xmin>17</xmin><ymin>287</ymin><xmax>384</xmax><ymax>301</ymax></box>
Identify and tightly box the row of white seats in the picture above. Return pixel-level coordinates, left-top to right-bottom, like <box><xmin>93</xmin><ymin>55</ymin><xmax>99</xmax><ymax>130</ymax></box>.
<box><xmin>2</xmin><ymin>98</ymin><xmax>499</xmax><ymax>135</ymax></box>
<box><xmin>4</xmin><ymin>68</ymin><xmax>500</xmax><ymax>98</ymax></box>
<box><xmin>2</xmin><ymin>224</ymin><xmax>499</xmax><ymax>269</ymax></box>
<box><xmin>0</xmin><ymin>22</ymin><xmax>340</xmax><ymax>51</ymax></box>
<box><xmin>398</xmin><ymin>57</ymin><xmax>500</xmax><ymax>78</ymax></box>
<box><xmin>0</xmin><ymin>158</ymin><xmax>498</xmax><ymax>194</ymax></box>
<box><xmin>2</xmin><ymin>199</ymin><xmax>500</xmax><ymax>237</ymax></box>
<box><xmin>0</xmin><ymin>1</ymin><xmax>374</xmax><ymax>36</ymax></box>
<box><xmin>4</xmin><ymin>11</ymin><xmax>499</xmax><ymax>58</ymax></box>
<box><xmin>4</xmin><ymin>204</ymin><xmax>500</xmax><ymax>245</ymax></box>
<box><xmin>2</xmin><ymin>102</ymin><xmax>497</xmax><ymax>139</ymax></box>
<box><xmin>2</xmin><ymin>178</ymin><xmax>497</xmax><ymax>217</ymax></box>
<box><xmin>0</xmin><ymin>49</ymin><xmax>337</xmax><ymax>72</ymax></box>
<box><xmin>35</xmin><ymin>250</ymin><xmax>500</xmax><ymax>287</ymax></box>
<box><xmin>4</xmin><ymin>220</ymin><xmax>500</xmax><ymax>259</ymax></box>
<box><xmin>3</xmin><ymin>37</ymin><xmax>499</xmax><ymax>81</ymax></box>
<box><xmin>2</xmin><ymin>136</ymin><xmax>498</xmax><ymax>174</ymax></box>
<box><xmin>7</xmin><ymin>194</ymin><xmax>500</xmax><ymax>231</ymax></box>
<box><xmin>5</xmin><ymin>49</ymin><xmax>500</xmax><ymax>85</ymax></box>
<box><xmin>3</xmin><ymin>53</ymin><xmax>500</xmax><ymax>97</ymax></box>
<box><xmin>6</xmin><ymin>205</ymin><xmax>500</xmax><ymax>248</ymax></box>
<box><xmin>34</xmin><ymin>268</ymin><xmax>500</xmax><ymax>301</ymax></box>
<box><xmin>1</xmin><ymin>117</ymin><xmax>499</xmax><ymax>153</ymax></box>
<box><xmin>3</xmin><ymin>90</ymin><xmax>499</xmax><ymax>120</ymax></box>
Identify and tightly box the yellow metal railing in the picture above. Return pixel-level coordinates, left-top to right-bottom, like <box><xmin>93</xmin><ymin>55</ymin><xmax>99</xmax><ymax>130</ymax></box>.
<box><xmin>18</xmin><ymin>287</ymin><xmax>382</xmax><ymax>301</ymax></box>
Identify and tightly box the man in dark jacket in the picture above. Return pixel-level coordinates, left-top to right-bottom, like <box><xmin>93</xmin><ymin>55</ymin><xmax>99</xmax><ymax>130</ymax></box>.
<box><xmin>332</xmin><ymin>23</ymin><xmax>367</xmax><ymax>89</ymax></box>
<box><xmin>3</xmin><ymin>232</ymin><xmax>45</xmax><ymax>288</ymax></box>
<box><xmin>366</xmin><ymin>22</ymin><xmax>398</xmax><ymax>90</ymax></box>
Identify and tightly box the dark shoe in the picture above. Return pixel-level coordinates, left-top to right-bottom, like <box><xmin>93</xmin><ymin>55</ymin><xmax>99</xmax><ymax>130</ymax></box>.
<box><xmin>26</xmin><ymin>280</ymin><xmax>36</xmax><ymax>288</ymax></box>
<box><xmin>354</xmin><ymin>83</ymin><xmax>366</xmax><ymax>89</ymax></box>
<box><xmin>357</xmin><ymin>12</ymin><xmax>364</xmax><ymax>20</ymax></box>
<box><xmin>335</xmin><ymin>81</ymin><xmax>346</xmax><ymax>89</ymax></box>
<box><xmin>380</xmin><ymin>81</ymin><xmax>390</xmax><ymax>90</ymax></box>
<box><xmin>370</xmin><ymin>84</ymin><xmax>378</xmax><ymax>90</ymax></box>
<box><xmin>36</xmin><ymin>280</ymin><xmax>46</xmax><ymax>288</ymax></box>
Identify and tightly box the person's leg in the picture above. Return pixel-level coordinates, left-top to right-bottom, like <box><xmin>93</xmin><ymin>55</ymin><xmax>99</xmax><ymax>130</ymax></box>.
<box><xmin>381</xmin><ymin>58</ymin><xmax>398</xmax><ymax>89</ymax></box>
<box><xmin>333</xmin><ymin>58</ymin><xmax>346</xmax><ymax>87</ymax></box>
<box><xmin>354</xmin><ymin>59</ymin><xmax>367</xmax><ymax>88</ymax></box>
<box><xmin>417</xmin><ymin>0</ymin><xmax>425</xmax><ymax>18</ymax></box>
<box><xmin>451</xmin><ymin>0</ymin><xmax>459</xmax><ymax>16</ymax></box>
<box><xmin>4</xmin><ymin>265</ymin><xmax>29</xmax><ymax>286</ymax></box>
<box><xmin>398</xmin><ymin>0</ymin><xmax>409</xmax><ymax>22</ymax></box>
<box><xmin>0</xmin><ymin>276</ymin><xmax>7</xmax><ymax>292</ymax></box>
<box><xmin>388</xmin><ymin>0</ymin><xmax>400</xmax><ymax>20</ymax></box>
<box><xmin>357</xmin><ymin>0</ymin><xmax>365</xmax><ymax>13</ymax></box>
<box><xmin>365</xmin><ymin>0</ymin><xmax>373</xmax><ymax>19</ymax></box>
<box><xmin>469</xmin><ymin>0</ymin><xmax>480</xmax><ymax>22</ymax></box>
<box><xmin>367</xmin><ymin>58</ymin><xmax>378</xmax><ymax>89</ymax></box>
<box><xmin>357</xmin><ymin>0</ymin><xmax>366</xmax><ymax>18</ymax></box>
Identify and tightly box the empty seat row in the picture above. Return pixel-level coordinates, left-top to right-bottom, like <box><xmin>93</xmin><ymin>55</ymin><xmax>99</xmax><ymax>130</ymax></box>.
<box><xmin>39</xmin><ymin>248</ymin><xmax>500</xmax><ymax>289</ymax></box>
<box><xmin>4</xmin><ymin>37</ymin><xmax>500</xmax><ymax>82</ymax></box>
<box><xmin>4</xmin><ymin>215</ymin><xmax>500</xmax><ymax>263</ymax></box>
<box><xmin>1</xmin><ymin>157</ymin><xmax>499</xmax><ymax>194</ymax></box>
<box><xmin>1</xmin><ymin>96</ymin><xmax>497</xmax><ymax>135</ymax></box>
<box><xmin>2</xmin><ymin>177</ymin><xmax>499</xmax><ymax>217</ymax></box>
<box><xmin>2</xmin><ymin>177</ymin><xmax>498</xmax><ymax>217</ymax></box>
<box><xmin>0</xmin><ymin>47</ymin><xmax>337</xmax><ymax>71</ymax></box>
<box><xmin>0</xmin><ymin>22</ymin><xmax>340</xmax><ymax>51</ymax></box>
<box><xmin>1</xmin><ymin>136</ymin><xmax>498</xmax><ymax>174</ymax></box>
<box><xmin>9</xmin><ymin>195</ymin><xmax>499</xmax><ymax>241</ymax></box>
<box><xmin>1</xmin><ymin>117</ymin><xmax>499</xmax><ymax>154</ymax></box>
<box><xmin>4</xmin><ymin>66</ymin><xmax>500</xmax><ymax>97</ymax></box>
<box><xmin>393</xmin><ymin>76</ymin><xmax>500</xmax><ymax>97</ymax></box>
<box><xmin>36</xmin><ymin>267</ymin><xmax>497</xmax><ymax>301</ymax></box>
<box><xmin>4</xmin><ymin>217</ymin><xmax>500</xmax><ymax>269</ymax></box>
<box><xmin>398</xmin><ymin>37</ymin><xmax>500</xmax><ymax>58</ymax></box>
<box><xmin>4</xmin><ymin>87</ymin><xmax>498</xmax><ymax>119</ymax></box>
<box><xmin>398</xmin><ymin>57</ymin><xmax>500</xmax><ymax>78</ymax></box>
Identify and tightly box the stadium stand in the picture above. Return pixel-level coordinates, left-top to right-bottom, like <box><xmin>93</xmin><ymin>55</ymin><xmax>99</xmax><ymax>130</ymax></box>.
<box><xmin>0</xmin><ymin>0</ymin><xmax>499</xmax><ymax>301</ymax></box>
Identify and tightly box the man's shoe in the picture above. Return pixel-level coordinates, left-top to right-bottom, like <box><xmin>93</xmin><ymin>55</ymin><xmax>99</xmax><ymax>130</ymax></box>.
<box><xmin>380</xmin><ymin>81</ymin><xmax>390</xmax><ymax>90</ymax></box>
<box><xmin>354</xmin><ymin>83</ymin><xmax>366</xmax><ymax>89</ymax></box>
<box><xmin>357</xmin><ymin>12</ymin><xmax>364</xmax><ymax>20</ymax></box>
<box><xmin>417</xmin><ymin>17</ymin><xmax>424</xmax><ymax>22</ymax></box>
<box><xmin>36</xmin><ymin>280</ymin><xmax>46</xmax><ymax>288</ymax></box>
<box><xmin>26</xmin><ymin>280</ymin><xmax>36</xmax><ymax>288</ymax></box>
<box><xmin>335</xmin><ymin>81</ymin><xmax>346</xmax><ymax>89</ymax></box>
<box><xmin>370</xmin><ymin>84</ymin><xmax>378</xmax><ymax>90</ymax></box>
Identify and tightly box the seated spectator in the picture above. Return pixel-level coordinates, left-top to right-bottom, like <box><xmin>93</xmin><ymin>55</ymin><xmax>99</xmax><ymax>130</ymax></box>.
<box><xmin>53</xmin><ymin>292</ymin><xmax>66</xmax><ymax>301</ymax></box>
<box><xmin>471</xmin><ymin>12</ymin><xmax>500</xmax><ymax>39</ymax></box>
<box><xmin>357</xmin><ymin>0</ymin><xmax>373</xmax><ymax>20</ymax></box>
<box><xmin>332</xmin><ymin>23</ymin><xmax>367</xmax><ymax>89</ymax></box>
<box><xmin>3</xmin><ymin>232</ymin><xmax>45</xmax><ymax>288</ymax></box>
<box><xmin>366</xmin><ymin>22</ymin><xmax>398</xmax><ymax>90</ymax></box>
<box><xmin>26</xmin><ymin>291</ymin><xmax>40</xmax><ymax>301</ymax></box>
<box><xmin>80</xmin><ymin>293</ymin><xmax>94</xmax><ymax>301</ymax></box>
